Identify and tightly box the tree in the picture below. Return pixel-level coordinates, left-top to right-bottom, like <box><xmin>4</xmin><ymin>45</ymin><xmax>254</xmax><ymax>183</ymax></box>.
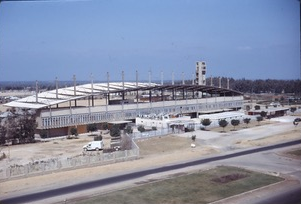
<box><xmin>3</xmin><ymin>110</ymin><xmax>37</xmax><ymax>144</ymax></box>
<box><xmin>201</xmin><ymin>118</ymin><xmax>212</xmax><ymax>130</ymax></box>
<box><xmin>110</xmin><ymin>124</ymin><xmax>121</xmax><ymax>137</ymax></box>
<box><xmin>256</xmin><ymin>116</ymin><xmax>263</xmax><ymax>125</ymax></box>
<box><xmin>243</xmin><ymin>118</ymin><xmax>251</xmax><ymax>128</ymax></box>
<box><xmin>218</xmin><ymin>119</ymin><xmax>228</xmax><ymax>132</ymax></box>
<box><xmin>6</xmin><ymin>117</ymin><xmax>18</xmax><ymax>144</ymax></box>
<box><xmin>16</xmin><ymin>112</ymin><xmax>37</xmax><ymax>143</ymax></box>
<box><xmin>137</xmin><ymin>125</ymin><xmax>145</xmax><ymax>133</ymax></box>
<box><xmin>254</xmin><ymin>105</ymin><xmax>260</xmax><ymax>110</ymax></box>
<box><xmin>0</xmin><ymin>123</ymin><xmax>7</xmax><ymax>145</ymax></box>
<box><xmin>87</xmin><ymin>123</ymin><xmax>97</xmax><ymax>132</ymax></box>
<box><xmin>260</xmin><ymin>111</ymin><xmax>267</xmax><ymax>118</ymax></box>
<box><xmin>231</xmin><ymin>119</ymin><xmax>240</xmax><ymax>131</ymax></box>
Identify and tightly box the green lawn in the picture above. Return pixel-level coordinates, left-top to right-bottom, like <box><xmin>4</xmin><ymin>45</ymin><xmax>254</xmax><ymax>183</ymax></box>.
<box><xmin>71</xmin><ymin>166</ymin><xmax>283</xmax><ymax>204</ymax></box>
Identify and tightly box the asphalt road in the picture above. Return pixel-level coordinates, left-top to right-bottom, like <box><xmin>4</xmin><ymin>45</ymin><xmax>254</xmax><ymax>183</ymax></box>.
<box><xmin>1</xmin><ymin>139</ymin><xmax>301</xmax><ymax>204</ymax></box>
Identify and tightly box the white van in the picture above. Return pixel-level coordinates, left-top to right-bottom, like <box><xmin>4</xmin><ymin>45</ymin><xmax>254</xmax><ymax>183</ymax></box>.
<box><xmin>83</xmin><ymin>141</ymin><xmax>104</xmax><ymax>151</ymax></box>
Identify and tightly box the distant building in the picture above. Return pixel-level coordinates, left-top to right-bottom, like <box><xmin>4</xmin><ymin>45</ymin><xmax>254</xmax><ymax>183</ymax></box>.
<box><xmin>195</xmin><ymin>61</ymin><xmax>206</xmax><ymax>85</ymax></box>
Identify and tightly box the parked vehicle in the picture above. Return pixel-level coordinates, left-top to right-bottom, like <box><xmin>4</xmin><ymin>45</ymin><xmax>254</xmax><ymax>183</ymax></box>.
<box><xmin>83</xmin><ymin>141</ymin><xmax>104</xmax><ymax>151</ymax></box>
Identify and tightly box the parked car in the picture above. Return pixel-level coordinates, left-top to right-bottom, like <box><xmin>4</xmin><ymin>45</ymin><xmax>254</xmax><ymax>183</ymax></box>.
<box><xmin>83</xmin><ymin>141</ymin><xmax>104</xmax><ymax>151</ymax></box>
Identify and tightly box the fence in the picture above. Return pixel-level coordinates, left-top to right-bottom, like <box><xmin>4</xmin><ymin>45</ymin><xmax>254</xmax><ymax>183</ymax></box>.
<box><xmin>0</xmin><ymin>139</ymin><xmax>139</xmax><ymax>180</ymax></box>
<box><xmin>130</xmin><ymin>128</ymin><xmax>174</xmax><ymax>139</ymax></box>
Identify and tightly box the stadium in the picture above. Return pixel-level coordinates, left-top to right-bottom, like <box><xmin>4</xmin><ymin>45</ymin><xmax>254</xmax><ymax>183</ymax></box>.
<box><xmin>4</xmin><ymin>63</ymin><xmax>244</xmax><ymax>137</ymax></box>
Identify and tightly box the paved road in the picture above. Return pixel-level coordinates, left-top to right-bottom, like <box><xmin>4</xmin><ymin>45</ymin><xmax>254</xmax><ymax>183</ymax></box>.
<box><xmin>1</xmin><ymin>139</ymin><xmax>300</xmax><ymax>204</ymax></box>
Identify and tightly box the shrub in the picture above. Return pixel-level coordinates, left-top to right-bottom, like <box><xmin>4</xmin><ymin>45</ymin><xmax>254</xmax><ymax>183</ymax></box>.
<box><xmin>125</xmin><ymin>126</ymin><xmax>133</xmax><ymax>134</ymax></box>
<box><xmin>70</xmin><ymin>127</ymin><xmax>78</xmax><ymax>136</ymax></box>
<box><xmin>201</xmin><ymin>118</ymin><xmax>212</xmax><ymax>130</ymax></box>
<box><xmin>87</xmin><ymin>123</ymin><xmax>97</xmax><ymax>132</ymax></box>
<box><xmin>40</xmin><ymin>130</ymin><xmax>48</xmax><ymax>139</ymax></box>
<box><xmin>138</xmin><ymin>125</ymin><xmax>146</xmax><ymax>133</ymax></box>
<box><xmin>101</xmin><ymin>122</ymin><xmax>109</xmax><ymax>130</ymax></box>
<box><xmin>110</xmin><ymin>124</ymin><xmax>120</xmax><ymax>137</ymax></box>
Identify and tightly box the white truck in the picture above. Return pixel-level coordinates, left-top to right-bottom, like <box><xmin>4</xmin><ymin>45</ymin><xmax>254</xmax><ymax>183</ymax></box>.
<box><xmin>83</xmin><ymin>141</ymin><xmax>104</xmax><ymax>151</ymax></box>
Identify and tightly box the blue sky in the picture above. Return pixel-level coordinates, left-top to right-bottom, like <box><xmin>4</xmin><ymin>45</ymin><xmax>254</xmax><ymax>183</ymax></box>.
<box><xmin>0</xmin><ymin>0</ymin><xmax>300</xmax><ymax>82</ymax></box>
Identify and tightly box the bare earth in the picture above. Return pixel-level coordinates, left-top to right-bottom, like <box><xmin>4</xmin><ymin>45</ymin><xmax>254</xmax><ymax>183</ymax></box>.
<box><xmin>0</xmin><ymin>114</ymin><xmax>300</xmax><ymax>202</ymax></box>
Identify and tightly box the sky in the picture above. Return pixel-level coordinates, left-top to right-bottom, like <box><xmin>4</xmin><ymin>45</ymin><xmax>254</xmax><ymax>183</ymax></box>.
<box><xmin>0</xmin><ymin>0</ymin><xmax>300</xmax><ymax>82</ymax></box>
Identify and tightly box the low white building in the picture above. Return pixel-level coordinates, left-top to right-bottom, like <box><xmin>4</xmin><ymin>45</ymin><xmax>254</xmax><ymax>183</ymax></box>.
<box><xmin>136</xmin><ymin>114</ymin><xmax>194</xmax><ymax>129</ymax></box>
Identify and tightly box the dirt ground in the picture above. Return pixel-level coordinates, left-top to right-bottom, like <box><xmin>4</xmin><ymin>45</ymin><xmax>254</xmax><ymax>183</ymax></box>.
<box><xmin>136</xmin><ymin>135</ymin><xmax>196</xmax><ymax>156</ymax></box>
<box><xmin>234</xmin><ymin>129</ymin><xmax>301</xmax><ymax>148</ymax></box>
<box><xmin>209</xmin><ymin>119</ymin><xmax>278</xmax><ymax>133</ymax></box>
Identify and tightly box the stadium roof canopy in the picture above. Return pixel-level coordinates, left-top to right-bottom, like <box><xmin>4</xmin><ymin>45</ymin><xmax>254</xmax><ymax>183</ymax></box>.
<box><xmin>4</xmin><ymin>82</ymin><xmax>242</xmax><ymax>109</ymax></box>
<box><xmin>5</xmin><ymin>82</ymin><xmax>156</xmax><ymax>109</ymax></box>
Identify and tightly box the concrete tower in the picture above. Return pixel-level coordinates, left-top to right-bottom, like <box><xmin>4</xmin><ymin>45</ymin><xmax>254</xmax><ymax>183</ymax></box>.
<box><xmin>195</xmin><ymin>61</ymin><xmax>206</xmax><ymax>85</ymax></box>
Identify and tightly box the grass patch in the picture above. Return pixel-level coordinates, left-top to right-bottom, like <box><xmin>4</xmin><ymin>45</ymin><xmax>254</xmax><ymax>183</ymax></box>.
<box><xmin>71</xmin><ymin>166</ymin><xmax>283</xmax><ymax>204</ymax></box>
